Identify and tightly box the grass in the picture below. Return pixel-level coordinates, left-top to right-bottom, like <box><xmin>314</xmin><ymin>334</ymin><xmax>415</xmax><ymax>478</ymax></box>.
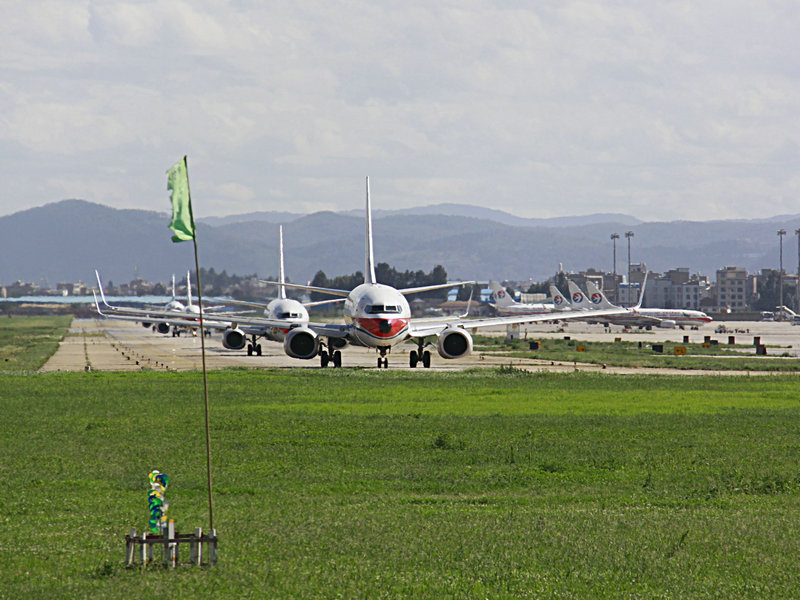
<box><xmin>475</xmin><ymin>335</ymin><xmax>800</xmax><ymax>371</ymax></box>
<box><xmin>3</xmin><ymin>368</ymin><xmax>800</xmax><ymax>598</ymax></box>
<box><xmin>0</xmin><ymin>314</ymin><xmax>72</xmax><ymax>373</ymax></box>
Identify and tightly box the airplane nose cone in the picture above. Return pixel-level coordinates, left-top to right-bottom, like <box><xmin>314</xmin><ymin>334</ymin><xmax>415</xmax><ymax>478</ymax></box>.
<box><xmin>378</xmin><ymin>320</ymin><xmax>391</xmax><ymax>334</ymax></box>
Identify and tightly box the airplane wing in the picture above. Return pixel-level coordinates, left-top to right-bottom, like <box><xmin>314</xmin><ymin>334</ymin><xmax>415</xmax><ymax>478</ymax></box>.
<box><xmin>261</xmin><ymin>280</ymin><xmax>351</xmax><ymax>297</ymax></box>
<box><xmin>407</xmin><ymin>306</ymin><xmax>630</xmax><ymax>338</ymax></box>
<box><xmin>209</xmin><ymin>296</ymin><xmax>346</xmax><ymax>309</ymax></box>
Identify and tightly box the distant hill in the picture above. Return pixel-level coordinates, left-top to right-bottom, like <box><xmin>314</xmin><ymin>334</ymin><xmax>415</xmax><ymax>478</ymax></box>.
<box><xmin>2</xmin><ymin>199</ymin><xmax>800</xmax><ymax>286</ymax></box>
<box><xmin>199</xmin><ymin>204</ymin><xmax>642</xmax><ymax>229</ymax></box>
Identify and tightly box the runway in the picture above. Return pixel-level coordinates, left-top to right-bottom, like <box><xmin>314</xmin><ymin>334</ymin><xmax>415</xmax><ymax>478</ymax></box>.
<box><xmin>40</xmin><ymin>317</ymin><xmax>800</xmax><ymax>374</ymax></box>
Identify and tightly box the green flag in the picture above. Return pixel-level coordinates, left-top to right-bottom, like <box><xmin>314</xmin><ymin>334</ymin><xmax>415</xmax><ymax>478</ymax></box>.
<box><xmin>167</xmin><ymin>156</ymin><xmax>195</xmax><ymax>242</ymax></box>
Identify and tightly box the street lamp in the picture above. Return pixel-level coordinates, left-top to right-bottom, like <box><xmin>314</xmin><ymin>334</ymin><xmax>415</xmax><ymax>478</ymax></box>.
<box><xmin>778</xmin><ymin>229</ymin><xmax>786</xmax><ymax>315</ymax></box>
<box><xmin>795</xmin><ymin>228</ymin><xmax>800</xmax><ymax>314</ymax></box>
<box><xmin>610</xmin><ymin>233</ymin><xmax>619</xmax><ymax>303</ymax></box>
<box><xmin>625</xmin><ymin>231</ymin><xmax>634</xmax><ymax>306</ymax></box>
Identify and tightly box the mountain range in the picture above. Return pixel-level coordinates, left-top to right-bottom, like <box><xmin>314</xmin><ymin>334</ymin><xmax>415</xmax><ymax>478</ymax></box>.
<box><xmin>2</xmin><ymin>199</ymin><xmax>799</xmax><ymax>287</ymax></box>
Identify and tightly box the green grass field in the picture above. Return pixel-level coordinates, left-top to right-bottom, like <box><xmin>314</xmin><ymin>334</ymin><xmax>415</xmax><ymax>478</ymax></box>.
<box><xmin>3</xmin><ymin>367</ymin><xmax>800</xmax><ymax>599</ymax></box>
<box><xmin>476</xmin><ymin>335</ymin><xmax>800</xmax><ymax>371</ymax></box>
<box><xmin>0</xmin><ymin>314</ymin><xmax>72</xmax><ymax>373</ymax></box>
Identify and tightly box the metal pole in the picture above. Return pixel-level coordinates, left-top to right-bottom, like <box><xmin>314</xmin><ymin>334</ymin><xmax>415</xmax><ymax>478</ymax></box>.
<box><xmin>795</xmin><ymin>228</ymin><xmax>800</xmax><ymax>314</ymax></box>
<box><xmin>611</xmin><ymin>233</ymin><xmax>619</xmax><ymax>304</ymax></box>
<box><xmin>625</xmin><ymin>231</ymin><xmax>634</xmax><ymax>306</ymax></box>
<box><xmin>184</xmin><ymin>157</ymin><xmax>215</xmax><ymax>532</ymax></box>
<box><xmin>778</xmin><ymin>229</ymin><xmax>786</xmax><ymax>315</ymax></box>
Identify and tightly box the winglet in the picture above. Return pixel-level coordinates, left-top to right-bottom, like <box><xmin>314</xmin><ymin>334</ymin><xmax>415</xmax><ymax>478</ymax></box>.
<box><xmin>94</xmin><ymin>270</ymin><xmax>112</xmax><ymax>307</ymax></box>
<box><xmin>634</xmin><ymin>271</ymin><xmax>648</xmax><ymax>309</ymax></box>
<box><xmin>461</xmin><ymin>285</ymin><xmax>474</xmax><ymax>317</ymax></box>
<box><xmin>278</xmin><ymin>225</ymin><xmax>287</xmax><ymax>299</ymax></box>
<box><xmin>91</xmin><ymin>290</ymin><xmax>106</xmax><ymax>315</ymax></box>
<box><xmin>365</xmin><ymin>176</ymin><xmax>377</xmax><ymax>285</ymax></box>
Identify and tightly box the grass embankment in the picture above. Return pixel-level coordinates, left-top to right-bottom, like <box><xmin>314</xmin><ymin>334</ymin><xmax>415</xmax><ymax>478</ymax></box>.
<box><xmin>2</xmin><ymin>369</ymin><xmax>800</xmax><ymax>598</ymax></box>
<box><xmin>476</xmin><ymin>335</ymin><xmax>800</xmax><ymax>371</ymax></box>
<box><xmin>0</xmin><ymin>314</ymin><xmax>72</xmax><ymax>373</ymax></box>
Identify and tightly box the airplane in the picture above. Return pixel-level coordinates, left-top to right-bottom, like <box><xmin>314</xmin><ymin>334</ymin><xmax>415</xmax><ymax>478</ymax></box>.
<box><xmin>207</xmin><ymin>225</ymin><xmax>345</xmax><ymax>356</ymax></box>
<box><xmin>98</xmin><ymin>270</ymin><xmax>204</xmax><ymax>337</ymax></box>
<box><xmin>488</xmin><ymin>281</ymin><xmax>555</xmax><ymax>315</ymax></box>
<box><xmin>581</xmin><ymin>277</ymin><xmax>712</xmax><ymax>329</ymax></box>
<box><xmin>259</xmin><ymin>177</ymin><xmax>630</xmax><ymax>368</ymax></box>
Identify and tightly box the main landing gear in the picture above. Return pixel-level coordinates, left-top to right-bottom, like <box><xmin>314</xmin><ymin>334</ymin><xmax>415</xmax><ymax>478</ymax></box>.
<box><xmin>246</xmin><ymin>334</ymin><xmax>262</xmax><ymax>356</ymax></box>
<box><xmin>319</xmin><ymin>339</ymin><xmax>342</xmax><ymax>368</ymax></box>
<box><xmin>409</xmin><ymin>339</ymin><xmax>431</xmax><ymax>368</ymax></box>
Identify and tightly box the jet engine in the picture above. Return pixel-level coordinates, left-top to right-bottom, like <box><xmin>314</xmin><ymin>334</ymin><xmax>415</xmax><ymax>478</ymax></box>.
<box><xmin>222</xmin><ymin>327</ymin><xmax>247</xmax><ymax>350</ymax></box>
<box><xmin>657</xmin><ymin>320</ymin><xmax>677</xmax><ymax>329</ymax></box>
<box><xmin>283</xmin><ymin>327</ymin><xmax>320</xmax><ymax>360</ymax></box>
<box><xmin>156</xmin><ymin>322</ymin><xmax>171</xmax><ymax>334</ymax></box>
<box><xmin>436</xmin><ymin>327</ymin><xmax>473</xmax><ymax>359</ymax></box>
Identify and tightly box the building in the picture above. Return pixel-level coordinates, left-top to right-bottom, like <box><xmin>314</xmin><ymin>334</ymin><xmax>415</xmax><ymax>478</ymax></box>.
<box><xmin>715</xmin><ymin>266</ymin><xmax>750</xmax><ymax>312</ymax></box>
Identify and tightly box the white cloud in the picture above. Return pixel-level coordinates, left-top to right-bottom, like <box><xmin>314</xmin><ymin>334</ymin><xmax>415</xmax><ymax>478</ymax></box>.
<box><xmin>0</xmin><ymin>0</ymin><xmax>799</xmax><ymax>221</ymax></box>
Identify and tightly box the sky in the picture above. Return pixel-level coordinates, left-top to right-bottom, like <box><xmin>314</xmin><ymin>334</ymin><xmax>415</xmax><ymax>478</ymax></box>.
<box><xmin>1</xmin><ymin>0</ymin><xmax>799</xmax><ymax>222</ymax></box>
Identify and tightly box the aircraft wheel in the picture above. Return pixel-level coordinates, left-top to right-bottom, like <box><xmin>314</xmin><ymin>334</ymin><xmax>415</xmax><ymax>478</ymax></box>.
<box><xmin>333</xmin><ymin>350</ymin><xmax>342</xmax><ymax>368</ymax></box>
<box><xmin>422</xmin><ymin>350</ymin><xmax>431</xmax><ymax>368</ymax></box>
<box><xmin>320</xmin><ymin>351</ymin><xmax>330</xmax><ymax>368</ymax></box>
<box><xmin>378</xmin><ymin>357</ymin><xmax>388</xmax><ymax>369</ymax></box>
<box><xmin>409</xmin><ymin>350</ymin><xmax>418</xmax><ymax>368</ymax></box>
<box><xmin>247</xmin><ymin>344</ymin><xmax>253</xmax><ymax>356</ymax></box>
<box><xmin>256</xmin><ymin>344</ymin><xmax>262</xmax><ymax>356</ymax></box>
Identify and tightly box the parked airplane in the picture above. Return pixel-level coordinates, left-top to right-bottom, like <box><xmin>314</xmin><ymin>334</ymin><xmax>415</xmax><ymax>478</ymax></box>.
<box><xmin>261</xmin><ymin>177</ymin><xmax>629</xmax><ymax>368</ymax></box>
<box><xmin>488</xmin><ymin>281</ymin><xmax>554</xmax><ymax>315</ymax></box>
<box><xmin>582</xmin><ymin>278</ymin><xmax>712</xmax><ymax>328</ymax></box>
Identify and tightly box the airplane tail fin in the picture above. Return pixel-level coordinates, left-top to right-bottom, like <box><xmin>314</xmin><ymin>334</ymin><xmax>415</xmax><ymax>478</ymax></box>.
<box><xmin>186</xmin><ymin>270</ymin><xmax>193</xmax><ymax>307</ymax></box>
<box><xmin>633</xmin><ymin>271</ymin><xmax>648</xmax><ymax>309</ymax></box>
<box><xmin>549</xmin><ymin>284</ymin><xmax>570</xmax><ymax>310</ymax></box>
<box><xmin>171</xmin><ymin>274</ymin><xmax>176</xmax><ymax>300</ymax></box>
<box><xmin>365</xmin><ymin>176</ymin><xmax>377</xmax><ymax>285</ymax></box>
<box><xmin>584</xmin><ymin>280</ymin><xmax>617</xmax><ymax>309</ymax></box>
<box><xmin>278</xmin><ymin>225</ymin><xmax>287</xmax><ymax>299</ymax></box>
<box><xmin>488</xmin><ymin>281</ymin><xmax>516</xmax><ymax>307</ymax></box>
<box><xmin>566</xmin><ymin>280</ymin><xmax>591</xmax><ymax>310</ymax></box>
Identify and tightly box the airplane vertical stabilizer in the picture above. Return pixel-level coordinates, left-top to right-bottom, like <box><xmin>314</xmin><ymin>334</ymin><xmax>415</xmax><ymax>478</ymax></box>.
<box><xmin>365</xmin><ymin>176</ymin><xmax>377</xmax><ymax>285</ymax></box>
<box><xmin>550</xmin><ymin>285</ymin><xmax>570</xmax><ymax>310</ymax></box>
<box><xmin>278</xmin><ymin>225</ymin><xmax>287</xmax><ymax>299</ymax></box>
<box><xmin>584</xmin><ymin>280</ymin><xmax>617</xmax><ymax>309</ymax></box>
<box><xmin>187</xmin><ymin>270</ymin><xmax>193</xmax><ymax>307</ymax></box>
<box><xmin>488</xmin><ymin>281</ymin><xmax>516</xmax><ymax>307</ymax></box>
<box><xmin>567</xmin><ymin>280</ymin><xmax>591</xmax><ymax>310</ymax></box>
<box><xmin>171</xmin><ymin>274</ymin><xmax>176</xmax><ymax>300</ymax></box>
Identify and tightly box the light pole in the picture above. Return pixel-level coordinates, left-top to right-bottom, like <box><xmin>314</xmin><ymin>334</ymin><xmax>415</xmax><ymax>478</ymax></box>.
<box><xmin>625</xmin><ymin>231</ymin><xmax>634</xmax><ymax>306</ymax></box>
<box><xmin>795</xmin><ymin>228</ymin><xmax>800</xmax><ymax>313</ymax></box>
<box><xmin>778</xmin><ymin>229</ymin><xmax>786</xmax><ymax>315</ymax></box>
<box><xmin>611</xmin><ymin>233</ymin><xmax>619</xmax><ymax>303</ymax></box>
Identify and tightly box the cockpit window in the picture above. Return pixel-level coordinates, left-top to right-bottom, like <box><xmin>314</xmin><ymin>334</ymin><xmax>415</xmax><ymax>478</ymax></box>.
<box><xmin>365</xmin><ymin>305</ymin><xmax>401</xmax><ymax>314</ymax></box>
<box><xmin>278</xmin><ymin>312</ymin><xmax>302</xmax><ymax>319</ymax></box>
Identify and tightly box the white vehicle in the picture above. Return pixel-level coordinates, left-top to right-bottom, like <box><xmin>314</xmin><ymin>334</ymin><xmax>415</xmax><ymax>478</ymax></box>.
<box><xmin>262</xmin><ymin>177</ymin><xmax>629</xmax><ymax>368</ymax></box>
<box><xmin>582</xmin><ymin>278</ymin><xmax>712</xmax><ymax>329</ymax></box>
<box><xmin>488</xmin><ymin>281</ymin><xmax>554</xmax><ymax>315</ymax></box>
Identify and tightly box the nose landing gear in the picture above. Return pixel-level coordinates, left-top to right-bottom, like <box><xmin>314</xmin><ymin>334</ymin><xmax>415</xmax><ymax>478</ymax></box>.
<box><xmin>409</xmin><ymin>339</ymin><xmax>431</xmax><ymax>368</ymax></box>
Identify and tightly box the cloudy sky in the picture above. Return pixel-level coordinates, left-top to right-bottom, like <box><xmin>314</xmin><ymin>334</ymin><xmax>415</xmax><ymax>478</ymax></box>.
<box><xmin>2</xmin><ymin>1</ymin><xmax>799</xmax><ymax>221</ymax></box>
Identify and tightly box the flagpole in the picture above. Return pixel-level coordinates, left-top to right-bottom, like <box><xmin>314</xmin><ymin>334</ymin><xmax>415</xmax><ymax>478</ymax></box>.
<box><xmin>183</xmin><ymin>156</ymin><xmax>215</xmax><ymax>532</ymax></box>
